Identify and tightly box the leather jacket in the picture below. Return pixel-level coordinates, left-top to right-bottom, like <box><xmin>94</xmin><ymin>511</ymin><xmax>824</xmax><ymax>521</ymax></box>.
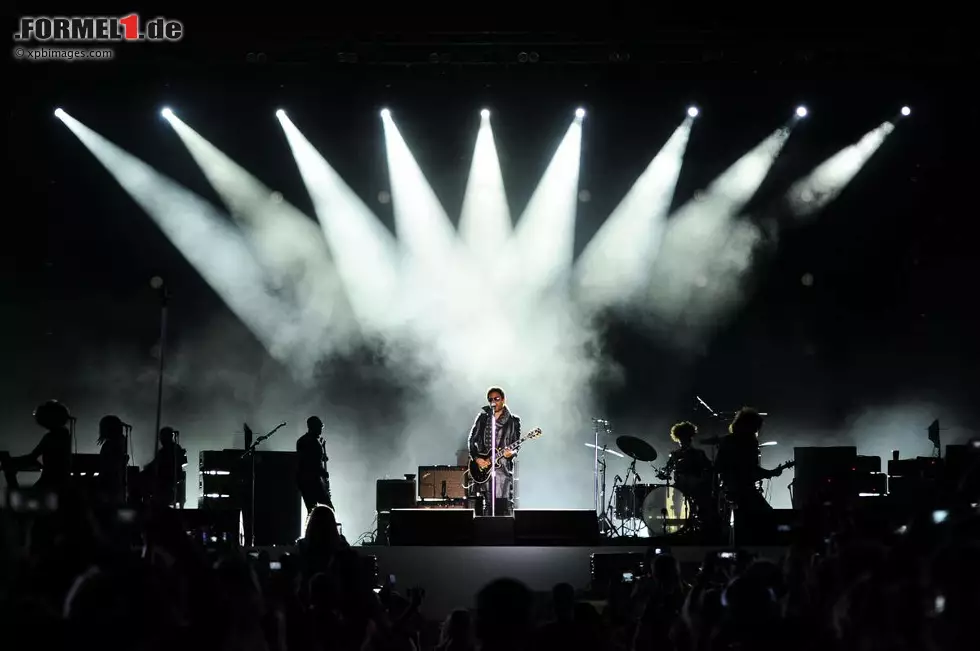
<box><xmin>468</xmin><ymin>407</ymin><xmax>522</xmax><ymax>475</ymax></box>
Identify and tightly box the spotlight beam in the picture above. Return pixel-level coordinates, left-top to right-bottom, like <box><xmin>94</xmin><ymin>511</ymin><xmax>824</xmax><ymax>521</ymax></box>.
<box><xmin>574</xmin><ymin>117</ymin><xmax>694</xmax><ymax>309</ymax></box>
<box><xmin>277</xmin><ymin>111</ymin><xmax>400</xmax><ymax>330</ymax></box>
<box><xmin>786</xmin><ymin>121</ymin><xmax>896</xmax><ymax>219</ymax></box>
<box><xmin>164</xmin><ymin>113</ymin><xmax>359</xmax><ymax>372</ymax></box>
<box><xmin>458</xmin><ymin>108</ymin><xmax>512</xmax><ymax>275</ymax></box>
<box><xmin>53</xmin><ymin>110</ymin><xmax>303</xmax><ymax>368</ymax></box>
<box><xmin>643</xmin><ymin>127</ymin><xmax>792</xmax><ymax>348</ymax></box>
<box><xmin>509</xmin><ymin>117</ymin><xmax>584</xmax><ymax>294</ymax></box>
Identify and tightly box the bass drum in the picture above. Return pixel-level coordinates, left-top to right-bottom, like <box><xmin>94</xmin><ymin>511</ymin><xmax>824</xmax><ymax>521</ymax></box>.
<box><xmin>641</xmin><ymin>484</ymin><xmax>694</xmax><ymax>534</ymax></box>
<box><xmin>614</xmin><ymin>483</ymin><xmax>655</xmax><ymax>520</ymax></box>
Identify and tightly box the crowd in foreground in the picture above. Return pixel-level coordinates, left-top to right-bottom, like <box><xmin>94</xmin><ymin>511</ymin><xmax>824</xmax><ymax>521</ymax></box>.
<box><xmin>1</xmin><ymin>493</ymin><xmax>978</xmax><ymax>651</ymax></box>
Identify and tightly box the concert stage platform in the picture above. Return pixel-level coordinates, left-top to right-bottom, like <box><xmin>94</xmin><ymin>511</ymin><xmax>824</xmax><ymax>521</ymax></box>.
<box><xmin>353</xmin><ymin>544</ymin><xmax>786</xmax><ymax>618</ymax></box>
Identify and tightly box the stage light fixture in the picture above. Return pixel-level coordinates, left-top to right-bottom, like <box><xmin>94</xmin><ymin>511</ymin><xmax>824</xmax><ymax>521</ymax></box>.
<box><xmin>575</xmin><ymin>107</ymin><xmax>586</xmax><ymax>118</ymax></box>
<box><xmin>380</xmin><ymin>108</ymin><xmax>391</xmax><ymax>118</ymax></box>
<box><xmin>161</xmin><ymin>107</ymin><xmax>174</xmax><ymax>120</ymax></box>
<box><xmin>901</xmin><ymin>106</ymin><xmax>911</xmax><ymax>116</ymax></box>
<box><xmin>54</xmin><ymin>108</ymin><xmax>65</xmax><ymax>119</ymax></box>
<box><xmin>481</xmin><ymin>108</ymin><xmax>490</xmax><ymax>118</ymax></box>
<box><xmin>687</xmin><ymin>106</ymin><xmax>699</xmax><ymax>118</ymax></box>
<box><xmin>275</xmin><ymin>109</ymin><xmax>286</xmax><ymax>119</ymax></box>
<box><xmin>796</xmin><ymin>106</ymin><xmax>808</xmax><ymax>118</ymax></box>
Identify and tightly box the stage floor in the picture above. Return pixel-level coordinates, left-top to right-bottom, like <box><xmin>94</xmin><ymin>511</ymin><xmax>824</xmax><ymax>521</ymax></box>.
<box><xmin>355</xmin><ymin>544</ymin><xmax>786</xmax><ymax>618</ymax></box>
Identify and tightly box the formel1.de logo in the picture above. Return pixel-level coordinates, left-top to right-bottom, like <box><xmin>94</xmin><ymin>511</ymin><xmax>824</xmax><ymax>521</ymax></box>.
<box><xmin>14</xmin><ymin>15</ymin><xmax>183</xmax><ymax>43</ymax></box>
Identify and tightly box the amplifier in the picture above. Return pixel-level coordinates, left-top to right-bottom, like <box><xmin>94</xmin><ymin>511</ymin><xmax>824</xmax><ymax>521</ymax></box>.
<box><xmin>418</xmin><ymin>465</ymin><xmax>467</xmax><ymax>499</ymax></box>
<box><xmin>377</xmin><ymin>479</ymin><xmax>416</xmax><ymax>512</ymax></box>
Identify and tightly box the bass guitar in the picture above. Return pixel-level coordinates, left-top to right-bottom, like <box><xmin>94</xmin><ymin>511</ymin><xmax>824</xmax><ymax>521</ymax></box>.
<box><xmin>468</xmin><ymin>428</ymin><xmax>542</xmax><ymax>485</ymax></box>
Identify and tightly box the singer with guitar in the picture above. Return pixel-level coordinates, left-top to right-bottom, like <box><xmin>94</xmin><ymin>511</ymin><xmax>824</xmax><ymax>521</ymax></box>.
<box><xmin>467</xmin><ymin>387</ymin><xmax>524</xmax><ymax>517</ymax></box>
<box><xmin>714</xmin><ymin>407</ymin><xmax>794</xmax><ymax>540</ymax></box>
<box><xmin>297</xmin><ymin>416</ymin><xmax>333</xmax><ymax>511</ymax></box>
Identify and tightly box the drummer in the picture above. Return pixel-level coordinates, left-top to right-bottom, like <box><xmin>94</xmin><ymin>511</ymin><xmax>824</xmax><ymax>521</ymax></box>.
<box><xmin>659</xmin><ymin>422</ymin><xmax>713</xmax><ymax>511</ymax></box>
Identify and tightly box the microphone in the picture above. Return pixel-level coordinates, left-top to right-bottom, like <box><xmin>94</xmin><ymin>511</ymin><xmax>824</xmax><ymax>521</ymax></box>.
<box><xmin>67</xmin><ymin>416</ymin><xmax>78</xmax><ymax>421</ymax></box>
<box><xmin>635</xmin><ymin>471</ymin><xmax>642</xmax><ymax>481</ymax></box>
<box><xmin>121</xmin><ymin>421</ymin><xmax>133</xmax><ymax>429</ymax></box>
<box><xmin>279</xmin><ymin>421</ymin><xmax>287</xmax><ymax>427</ymax></box>
<box><xmin>614</xmin><ymin>474</ymin><xmax>622</xmax><ymax>482</ymax></box>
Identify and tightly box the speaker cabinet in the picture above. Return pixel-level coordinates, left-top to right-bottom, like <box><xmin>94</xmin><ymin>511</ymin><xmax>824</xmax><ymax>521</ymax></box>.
<box><xmin>388</xmin><ymin>508</ymin><xmax>475</xmax><ymax>545</ymax></box>
<box><xmin>513</xmin><ymin>509</ymin><xmax>599</xmax><ymax>546</ymax></box>
<box><xmin>377</xmin><ymin>479</ymin><xmax>416</xmax><ymax>512</ymax></box>
<box><xmin>250</xmin><ymin>451</ymin><xmax>301</xmax><ymax>546</ymax></box>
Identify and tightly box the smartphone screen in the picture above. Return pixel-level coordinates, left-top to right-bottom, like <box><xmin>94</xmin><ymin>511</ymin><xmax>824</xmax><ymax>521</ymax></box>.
<box><xmin>269</xmin><ymin>561</ymin><xmax>282</xmax><ymax>570</ymax></box>
<box><xmin>622</xmin><ymin>572</ymin><xmax>634</xmax><ymax>582</ymax></box>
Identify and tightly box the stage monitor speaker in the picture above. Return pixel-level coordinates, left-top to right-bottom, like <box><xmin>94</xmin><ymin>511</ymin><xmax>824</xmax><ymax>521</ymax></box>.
<box><xmin>388</xmin><ymin>508</ymin><xmax>474</xmax><ymax>546</ymax></box>
<box><xmin>474</xmin><ymin>515</ymin><xmax>514</xmax><ymax>545</ymax></box>
<box><xmin>377</xmin><ymin>479</ymin><xmax>416</xmax><ymax>513</ymax></box>
<box><xmin>513</xmin><ymin>509</ymin><xmax>599</xmax><ymax>546</ymax></box>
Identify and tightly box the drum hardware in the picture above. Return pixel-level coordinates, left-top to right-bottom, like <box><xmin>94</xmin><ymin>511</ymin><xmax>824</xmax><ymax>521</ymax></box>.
<box><xmin>607</xmin><ymin>435</ymin><xmax>659</xmax><ymax>537</ymax></box>
<box><xmin>590</xmin><ymin>418</ymin><xmax>617</xmax><ymax>536</ymax></box>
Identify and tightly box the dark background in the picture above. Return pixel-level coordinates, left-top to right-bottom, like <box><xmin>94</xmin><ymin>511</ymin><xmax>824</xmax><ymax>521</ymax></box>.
<box><xmin>4</xmin><ymin>11</ymin><xmax>978</xmax><ymax>475</ymax></box>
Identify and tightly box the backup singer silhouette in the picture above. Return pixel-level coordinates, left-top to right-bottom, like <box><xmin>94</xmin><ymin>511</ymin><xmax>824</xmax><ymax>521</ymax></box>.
<box><xmin>143</xmin><ymin>427</ymin><xmax>187</xmax><ymax>507</ymax></box>
<box><xmin>467</xmin><ymin>387</ymin><xmax>521</xmax><ymax>516</ymax></box>
<box><xmin>297</xmin><ymin>416</ymin><xmax>333</xmax><ymax>510</ymax></box>
<box><xmin>97</xmin><ymin>415</ymin><xmax>129</xmax><ymax>505</ymax></box>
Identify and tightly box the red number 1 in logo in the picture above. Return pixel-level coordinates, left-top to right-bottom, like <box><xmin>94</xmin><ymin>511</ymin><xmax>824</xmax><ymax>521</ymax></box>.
<box><xmin>120</xmin><ymin>14</ymin><xmax>139</xmax><ymax>40</ymax></box>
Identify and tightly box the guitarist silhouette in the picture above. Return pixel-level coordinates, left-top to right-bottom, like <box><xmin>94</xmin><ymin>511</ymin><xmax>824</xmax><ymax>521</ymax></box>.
<box><xmin>715</xmin><ymin>407</ymin><xmax>793</xmax><ymax>542</ymax></box>
<box><xmin>297</xmin><ymin>416</ymin><xmax>332</xmax><ymax>510</ymax></box>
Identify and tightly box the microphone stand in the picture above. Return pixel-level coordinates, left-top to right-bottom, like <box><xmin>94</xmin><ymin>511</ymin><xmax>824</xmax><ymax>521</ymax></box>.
<box><xmin>490</xmin><ymin>411</ymin><xmax>497</xmax><ymax>517</ymax></box>
<box><xmin>152</xmin><ymin>284</ymin><xmax>169</xmax><ymax>506</ymax></box>
<box><xmin>240</xmin><ymin>422</ymin><xmax>287</xmax><ymax>547</ymax></box>
<box><xmin>592</xmin><ymin>418</ymin><xmax>616</xmax><ymax>536</ymax></box>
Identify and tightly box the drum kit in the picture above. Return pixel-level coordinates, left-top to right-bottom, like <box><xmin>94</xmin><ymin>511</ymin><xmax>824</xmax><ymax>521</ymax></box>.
<box><xmin>610</xmin><ymin>435</ymin><xmax>702</xmax><ymax>537</ymax></box>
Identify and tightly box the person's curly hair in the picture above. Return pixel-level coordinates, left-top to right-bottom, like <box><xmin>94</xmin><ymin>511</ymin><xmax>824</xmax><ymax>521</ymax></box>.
<box><xmin>670</xmin><ymin>421</ymin><xmax>699</xmax><ymax>444</ymax></box>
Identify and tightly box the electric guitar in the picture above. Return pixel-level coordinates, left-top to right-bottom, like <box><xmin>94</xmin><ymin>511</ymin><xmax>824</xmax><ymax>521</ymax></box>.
<box><xmin>766</xmin><ymin>460</ymin><xmax>795</xmax><ymax>478</ymax></box>
<box><xmin>468</xmin><ymin>428</ymin><xmax>543</xmax><ymax>484</ymax></box>
<box><xmin>756</xmin><ymin>460</ymin><xmax>795</xmax><ymax>492</ymax></box>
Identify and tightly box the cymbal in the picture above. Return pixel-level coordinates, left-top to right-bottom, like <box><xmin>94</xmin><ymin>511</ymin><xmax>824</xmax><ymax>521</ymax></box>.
<box><xmin>616</xmin><ymin>435</ymin><xmax>658</xmax><ymax>462</ymax></box>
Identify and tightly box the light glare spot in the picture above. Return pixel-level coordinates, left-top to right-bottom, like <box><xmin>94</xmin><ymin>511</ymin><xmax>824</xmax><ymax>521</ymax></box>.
<box><xmin>796</xmin><ymin>106</ymin><xmax>808</xmax><ymax>118</ymax></box>
<box><xmin>687</xmin><ymin>106</ymin><xmax>699</xmax><ymax>118</ymax></box>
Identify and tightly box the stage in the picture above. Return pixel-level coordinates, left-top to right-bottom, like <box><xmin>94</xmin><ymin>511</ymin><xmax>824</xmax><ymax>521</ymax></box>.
<box><xmin>260</xmin><ymin>543</ymin><xmax>788</xmax><ymax>619</ymax></box>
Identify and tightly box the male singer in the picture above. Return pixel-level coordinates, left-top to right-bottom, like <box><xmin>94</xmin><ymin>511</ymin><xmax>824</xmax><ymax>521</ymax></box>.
<box><xmin>297</xmin><ymin>416</ymin><xmax>333</xmax><ymax>510</ymax></box>
<box><xmin>468</xmin><ymin>387</ymin><xmax>521</xmax><ymax>516</ymax></box>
